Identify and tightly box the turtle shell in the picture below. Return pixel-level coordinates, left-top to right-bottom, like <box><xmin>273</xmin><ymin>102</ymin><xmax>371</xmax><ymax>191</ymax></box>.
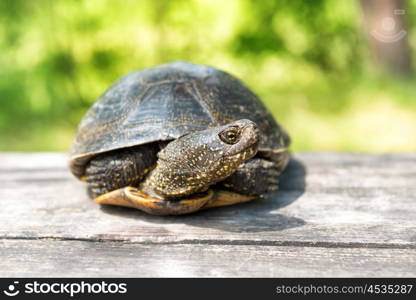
<box><xmin>70</xmin><ymin>62</ymin><xmax>290</xmax><ymax>178</ymax></box>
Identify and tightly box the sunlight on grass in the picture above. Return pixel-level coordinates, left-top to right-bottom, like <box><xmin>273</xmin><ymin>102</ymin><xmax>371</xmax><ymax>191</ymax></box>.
<box><xmin>288</xmin><ymin>99</ymin><xmax>416</xmax><ymax>152</ymax></box>
<box><xmin>0</xmin><ymin>0</ymin><xmax>415</xmax><ymax>152</ymax></box>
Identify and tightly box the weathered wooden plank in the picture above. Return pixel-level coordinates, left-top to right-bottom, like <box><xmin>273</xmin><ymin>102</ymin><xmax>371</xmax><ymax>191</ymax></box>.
<box><xmin>0</xmin><ymin>153</ymin><xmax>415</xmax><ymax>247</ymax></box>
<box><xmin>0</xmin><ymin>239</ymin><xmax>415</xmax><ymax>277</ymax></box>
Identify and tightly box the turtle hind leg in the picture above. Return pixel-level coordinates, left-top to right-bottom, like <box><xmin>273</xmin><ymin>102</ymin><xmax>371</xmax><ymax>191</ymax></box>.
<box><xmin>85</xmin><ymin>143</ymin><xmax>159</xmax><ymax>198</ymax></box>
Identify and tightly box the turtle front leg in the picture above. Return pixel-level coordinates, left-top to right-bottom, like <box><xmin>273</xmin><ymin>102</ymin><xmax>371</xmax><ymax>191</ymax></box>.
<box><xmin>85</xmin><ymin>144</ymin><xmax>159</xmax><ymax>198</ymax></box>
<box><xmin>219</xmin><ymin>158</ymin><xmax>283</xmax><ymax>197</ymax></box>
<box><xmin>200</xmin><ymin>158</ymin><xmax>284</xmax><ymax>210</ymax></box>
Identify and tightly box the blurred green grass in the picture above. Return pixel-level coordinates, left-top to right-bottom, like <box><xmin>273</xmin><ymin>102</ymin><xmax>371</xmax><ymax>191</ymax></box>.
<box><xmin>0</xmin><ymin>0</ymin><xmax>415</xmax><ymax>152</ymax></box>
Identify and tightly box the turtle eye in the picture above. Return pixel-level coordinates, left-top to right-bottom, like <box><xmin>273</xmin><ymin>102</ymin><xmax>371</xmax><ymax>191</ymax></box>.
<box><xmin>219</xmin><ymin>127</ymin><xmax>240</xmax><ymax>144</ymax></box>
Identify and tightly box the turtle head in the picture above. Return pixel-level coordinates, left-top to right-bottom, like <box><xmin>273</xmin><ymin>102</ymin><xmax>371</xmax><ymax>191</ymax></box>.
<box><xmin>174</xmin><ymin>118</ymin><xmax>260</xmax><ymax>170</ymax></box>
<box><xmin>142</xmin><ymin>119</ymin><xmax>259</xmax><ymax>199</ymax></box>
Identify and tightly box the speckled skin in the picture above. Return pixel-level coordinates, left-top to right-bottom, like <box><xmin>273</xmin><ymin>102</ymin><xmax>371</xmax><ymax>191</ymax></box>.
<box><xmin>70</xmin><ymin>62</ymin><xmax>291</xmax><ymax>204</ymax></box>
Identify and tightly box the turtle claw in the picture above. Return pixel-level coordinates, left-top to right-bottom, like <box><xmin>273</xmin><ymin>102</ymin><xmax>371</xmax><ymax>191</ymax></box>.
<box><xmin>267</xmin><ymin>185</ymin><xmax>278</xmax><ymax>193</ymax></box>
<box><xmin>267</xmin><ymin>176</ymin><xmax>279</xmax><ymax>186</ymax></box>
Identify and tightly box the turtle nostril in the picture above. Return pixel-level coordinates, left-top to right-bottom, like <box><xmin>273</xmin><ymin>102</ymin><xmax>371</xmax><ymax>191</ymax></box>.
<box><xmin>242</xmin><ymin>123</ymin><xmax>260</xmax><ymax>144</ymax></box>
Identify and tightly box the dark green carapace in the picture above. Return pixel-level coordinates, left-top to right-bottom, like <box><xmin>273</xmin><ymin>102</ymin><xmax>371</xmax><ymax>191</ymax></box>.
<box><xmin>69</xmin><ymin>62</ymin><xmax>290</xmax><ymax>215</ymax></box>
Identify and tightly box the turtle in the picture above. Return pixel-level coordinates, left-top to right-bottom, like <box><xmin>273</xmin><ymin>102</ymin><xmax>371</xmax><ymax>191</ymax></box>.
<box><xmin>69</xmin><ymin>62</ymin><xmax>291</xmax><ymax>215</ymax></box>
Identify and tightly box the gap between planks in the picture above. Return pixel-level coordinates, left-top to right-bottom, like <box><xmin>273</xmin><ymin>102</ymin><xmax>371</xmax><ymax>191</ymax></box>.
<box><xmin>1</xmin><ymin>236</ymin><xmax>415</xmax><ymax>250</ymax></box>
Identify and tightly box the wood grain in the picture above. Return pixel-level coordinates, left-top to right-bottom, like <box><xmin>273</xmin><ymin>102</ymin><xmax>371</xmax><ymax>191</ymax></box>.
<box><xmin>1</xmin><ymin>239</ymin><xmax>415</xmax><ymax>277</ymax></box>
<box><xmin>0</xmin><ymin>152</ymin><xmax>415</xmax><ymax>276</ymax></box>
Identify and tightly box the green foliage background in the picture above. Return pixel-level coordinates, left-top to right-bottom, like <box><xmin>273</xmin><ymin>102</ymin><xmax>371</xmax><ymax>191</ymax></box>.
<box><xmin>1</xmin><ymin>0</ymin><xmax>415</xmax><ymax>152</ymax></box>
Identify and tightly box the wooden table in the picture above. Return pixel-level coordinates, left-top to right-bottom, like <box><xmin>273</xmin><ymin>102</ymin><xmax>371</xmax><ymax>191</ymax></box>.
<box><xmin>0</xmin><ymin>153</ymin><xmax>415</xmax><ymax>277</ymax></box>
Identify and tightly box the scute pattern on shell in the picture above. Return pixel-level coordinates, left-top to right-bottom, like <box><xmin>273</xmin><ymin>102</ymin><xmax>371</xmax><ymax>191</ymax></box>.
<box><xmin>70</xmin><ymin>62</ymin><xmax>290</xmax><ymax>178</ymax></box>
